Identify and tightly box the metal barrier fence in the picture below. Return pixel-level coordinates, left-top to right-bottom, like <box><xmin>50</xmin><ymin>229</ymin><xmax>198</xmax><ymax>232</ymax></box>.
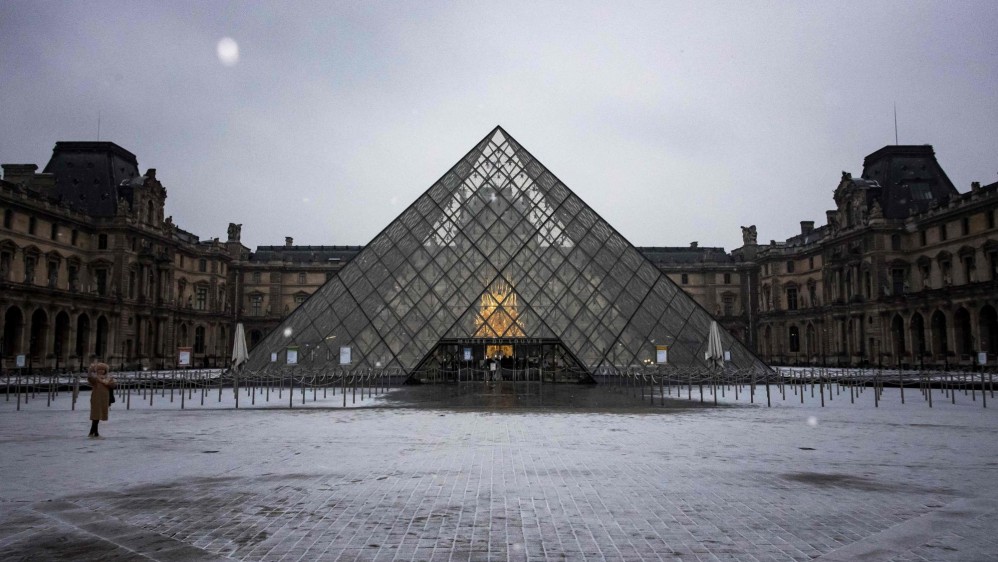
<box><xmin>1</xmin><ymin>366</ymin><xmax>406</xmax><ymax>411</ymax></box>
<box><xmin>589</xmin><ymin>365</ymin><xmax>995</xmax><ymax>409</ymax></box>
<box><xmin>2</xmin><ymin>365</ymin><xmax>994</xmax><ymax>410</ymax></box>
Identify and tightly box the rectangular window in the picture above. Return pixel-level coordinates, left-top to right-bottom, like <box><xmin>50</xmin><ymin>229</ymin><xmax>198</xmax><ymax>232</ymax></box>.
<box><xmin>295</xmin><ymin>294</ymin><xmax>307</xmax><ymax>306</ymax></box>
<box><xmin>723</xmin><ymin>273</ymin><xmax>731</xmax><ymax>284</ymax></box>
<box><xmin>47</xmin><ymin>261</ymin><xmax>59</xmax><ymax>287</ymax></box>
<box><xmin>920</xmin><ymin>230</ymin><xmax>927</xmax><ymax>247</ymax></box>
<box><xmin>194</xmin><ymin>327</ymin><xmax>206</xmax><ymax>354</ymax></box>
<box><xmin>198</xmin><ymin>259</ymin><xmax>207</xmax><ymax>273</ymax></box>
<box><xmin>2</xmin><ymin>209</ymin><xmax>12</xmax><ymax>229</ymax></box>
<box><xmin>298</xmin><ymin>272</ymin><xmax>307</xmax><ymax>284</ymax></box>
<box><xmin>786</xmin><ymin>261</ymin><xmax>795</xmax><ymax>273</ymax></box>
<box><xmin>95</xmin><ymin>268</ymin><xmax>108</xmax><ymax>295</ymax></box>
<box><xmin>71</xmin><ymin>229</ymin><xmax>78</xmax><ymax>246</ymax></box>
<box><xmin>24</xmin><ymin>256</ymin><xmax>36</xmax><ymax>284</ymax></box>
<box><xmin>0</xmin><ymin>251</ymin><xmax>11</xmax><ymax>281</ymax></box>
<box><xmin>98</xmin><ymin>233</ymin><xmax>108</xmax><ymax>250</ymax></box>
<box><xmin>989</xmin><ymin>210</ymin><xmax>996</xmax><ymax>230</ymax></box>
<box><xmin>722</xmin><ymin>295</ymin><xmax>734</xmax><ymax>316</ymax></box>
<box><xmin>253</xmin><ymin>271</ymin><xmax>261</xmax><ymax>283</ymax></box>
<box><xmin>195</xmin><ymin>286</ymin><xmax>207</xmax><ymax>310</ymax></box>
<box><xmin>891</xmin><ymin>234</ymin><xmax>901</xmax><ymax>251</ymax></box>
<box><xmin>50</xmin><ymin>223</ymin><xmax>58</xmax><ymax>241</ymax></box>
<box><xmin>250</xmin><ymin>295</ymin><xmax>262</xmax><ymax>316</ymax></box>
<box><xmin>681</xmin><ymin>273</ymin><xmax>688</xmax><ymax>285</ymax></box>
<box><xmin>962</xmin><ymin>217</ymin><xmax>970</xmax><ymax>236</ymax></box>
<box><xmin>892</xmin><ymin>268</ymin><xmax>905</xmax><ymax>295</ymax></box>
<box><xmin>786</xmin><ymin>287</ymin><xmax>798</xmax><ymax>310</ymax></box>
<box><xmin>940</xmin><ymin>223</ymin><xmax>948</xmax><ymax>241</ymax></box>
<box><xmin>809</xmin><ymin>256</ymin><xmax>815</xmax><ymax>270</ymax></box>
<box><xmin>910</xmin><ymin>183</ymin><xmax>933</xmax><ymax>201</ymax></box>
<box><xmin>28</xmin><ymin>217</ymin><xmax>37</xmax><ymax>235</ymax></box>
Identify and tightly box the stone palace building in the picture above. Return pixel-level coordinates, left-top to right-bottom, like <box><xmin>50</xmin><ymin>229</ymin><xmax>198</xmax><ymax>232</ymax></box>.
<box><xmin>2</xmin><ymin>140</ymin><xmax>996</xmax><ymax>371</ymax></box>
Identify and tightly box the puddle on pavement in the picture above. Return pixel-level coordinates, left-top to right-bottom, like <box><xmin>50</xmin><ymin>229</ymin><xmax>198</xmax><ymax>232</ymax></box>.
<box><xmin>377</xmin><ymin>381</ymin><xmax>724</xmax><ymax>413</ymax></box>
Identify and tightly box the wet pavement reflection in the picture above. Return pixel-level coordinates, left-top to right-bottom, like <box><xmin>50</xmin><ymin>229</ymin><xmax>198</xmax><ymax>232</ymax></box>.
<box><xmin>379</xmin><ymin>381</ymin><xmax>720</xmax><ymax>412</ymax></box>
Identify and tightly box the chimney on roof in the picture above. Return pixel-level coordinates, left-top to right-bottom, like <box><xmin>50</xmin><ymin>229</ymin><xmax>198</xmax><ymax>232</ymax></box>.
<box><xmin>1</xmin><ymin>164</ymin><xmax>38</xmax><ymax>185</ymax></box>
<box><xmin>971</xmin><ymin>181</ymin><xmax>981</xmax><ymax>192</ymax></box>
<box><xmin>800</xmin><ymin>221</ymin><xmax>814</xmax><ymax>234</ymax></box>
<box><xmin>690</xmin><ymin>241</ymin><xmax>698</xmax><ymax>248</ymax></box>
<box><xmin>285</xmin><ymin>236</ymin><xmax>293</xmax><ymax>247</ymax></box>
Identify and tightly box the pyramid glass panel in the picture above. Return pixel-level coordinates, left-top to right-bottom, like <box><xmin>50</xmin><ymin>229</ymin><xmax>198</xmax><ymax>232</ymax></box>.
<box><xmin>245</xmin><ymin>127</ymin><xmax>771</xmax><ymax>378</ymax></box>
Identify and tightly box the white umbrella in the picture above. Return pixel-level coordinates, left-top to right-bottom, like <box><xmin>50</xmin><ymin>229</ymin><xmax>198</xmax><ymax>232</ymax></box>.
<box><xmin>705</xmin><ymin>320</ymin><xmax>724</xmax><ymax>370</ymax></box>
<box><xmin>231</xmin><ymin>323</ymin><xmax>248</xmax><ymax>408</ymax></box>
<box><xmin>231</xmin><ymin>323</ymin><xmax>249</xmax><ymax>369</ymax></box>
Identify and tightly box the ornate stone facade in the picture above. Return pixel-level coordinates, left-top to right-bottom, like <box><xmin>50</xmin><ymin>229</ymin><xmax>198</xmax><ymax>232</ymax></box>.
<box><xmin>3</xmin><ymin>141</ymin><xmax>996</xmax><ymax>370</ymax></box>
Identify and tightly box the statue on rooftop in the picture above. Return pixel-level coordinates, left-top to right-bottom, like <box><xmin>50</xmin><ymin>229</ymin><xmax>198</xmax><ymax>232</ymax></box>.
<box><xmin>741</xmin><ymin>225</ymin><xmax>757</xmax><ymax>245</ymax></box>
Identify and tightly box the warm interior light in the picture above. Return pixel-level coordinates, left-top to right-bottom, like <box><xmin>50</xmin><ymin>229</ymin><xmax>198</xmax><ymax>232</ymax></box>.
<box><xmin>474</xmin><ymin>280</ymin><xmax>524</xmax><ymax>358</ymax></box>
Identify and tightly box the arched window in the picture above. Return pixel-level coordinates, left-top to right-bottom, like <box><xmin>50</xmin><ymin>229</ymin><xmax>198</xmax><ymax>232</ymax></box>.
<box><xmin>3</xmin><ymin>306</ymin><xmax>24</xmax><ymax>356</ymax></box>
<box><xmin>95</xmin><ymin>316</ymin><xmax>109</xmax><ymax>359</ymax></box>
<box><xmin>891</xmin><ymin>314</ymin><xmax>906</xmax><ymax>357</ymax></box>
<box><xmin>954</xmin><ymin>308</ymin><xmax>973</xmax><ymax>356</ymax></box>
<box><xmin>910</xmin><ymin>313</ymin><xmax>926</xmax><ymax>358</ymax></box>
<box><xmin>788</xmin><ymin>326</ymin><xmax>800</xmax><ymax>353</ymax></box>
<box><xmin>29</xmin><ymin>309</ymin><xmax>49</xmax><ymax>360</ymax></box>
<box><xmin>931</xmin><ymin>311</ymin><xmax>948</xmax><ymax>357</ymax></box>
<box><xmin>194</xmin><ymin>326</ymin><xmax>206</xmax><ymax>354</ymax></box>
<box><xmin>978</xmin><ymin>305</ymin><xmax>997</xmax><ymax>358</ymax></box>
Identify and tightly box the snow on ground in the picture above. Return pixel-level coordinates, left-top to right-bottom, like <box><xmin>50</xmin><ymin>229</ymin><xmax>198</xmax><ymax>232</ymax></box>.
<box><xmin>1</xmin><ymin>382</ymin><xmax>997</xmax><ymax>561</ymax></box>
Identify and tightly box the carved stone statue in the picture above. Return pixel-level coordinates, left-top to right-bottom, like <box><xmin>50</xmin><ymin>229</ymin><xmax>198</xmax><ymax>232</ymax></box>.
<box><xmin>868</xmin><ymin>199</ymin><xmax>883</xmax><ymax>221</ymax></box>
<box><xmin>741</xmin><ymin>225</ymin><xmax>757</xmax><ymax>245</ymax></box>
<box><xmin>227</xmin><ymin>223</ymin><xmax>242</xmax><ymax>242</ymax></box>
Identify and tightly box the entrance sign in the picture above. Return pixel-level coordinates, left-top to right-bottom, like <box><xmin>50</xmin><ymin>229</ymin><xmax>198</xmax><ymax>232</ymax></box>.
<box><xmin>463</xmin><ymin>347</ymin><xmax>472</xmax><ymax>361</ymax></box>
<box><xmin>177</xmin><ymin>347</ymin><xmax>192</xmax><ymax>367</ymax></box>
<box><xmin>270</xmin><ymin>352</ymin><xmax>278</xmax><ymax>363</ymax></box>
<box><xmin>286</xmin><ymin>346</ymin><xmax>298</xmax><ymax>365</ymax></box>
<box><xmin>980</xmin><ymin>352</ymin><xmax>988</xmax><ymax>365</ymax></box>
<box><xmin>339</xmin><ymin>346</ymin><xmax>351</xmax><ymax>365</ymax></box>
<box><xmin>724</xmin><ymin>350</ymin><xmax>731</xmax><ymax>362</ymax></box>
<box><xmin>16</xmin><ymin>354</ymin><xmax>26</xmax><ymax>368</ymax></box>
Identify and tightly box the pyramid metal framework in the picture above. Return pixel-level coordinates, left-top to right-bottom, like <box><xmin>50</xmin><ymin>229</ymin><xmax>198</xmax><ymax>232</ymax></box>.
<box><xmin>244</xmin><ymin>127</ymin><xmax>770</xmax><ymax>375</ymax></box>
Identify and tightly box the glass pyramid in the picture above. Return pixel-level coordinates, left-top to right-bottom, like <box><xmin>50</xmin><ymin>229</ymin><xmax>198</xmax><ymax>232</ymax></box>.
<box><xmin>244</xmin><ymin>127</ymin><xmax>770</xmax><ymax>376</ymax></box>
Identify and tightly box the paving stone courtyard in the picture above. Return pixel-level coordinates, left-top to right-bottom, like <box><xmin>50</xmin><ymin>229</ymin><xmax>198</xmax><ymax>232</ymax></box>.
<box><xmin>2</xmin><ymin>381</ymin><xmax>997</xmax><ymax>561</ymax></box>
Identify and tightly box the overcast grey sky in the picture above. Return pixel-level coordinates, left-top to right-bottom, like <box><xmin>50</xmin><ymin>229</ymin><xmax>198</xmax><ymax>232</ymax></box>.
<box><xmin>2</xmin><ymin>1</ymin><xmax>996</xmax><ymax>251</ymax></box>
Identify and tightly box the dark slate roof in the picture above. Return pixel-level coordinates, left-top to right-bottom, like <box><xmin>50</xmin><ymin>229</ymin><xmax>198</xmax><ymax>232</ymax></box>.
<box><xmin>783</xmin><ymin>225</ymin><xmax>830</xmax><ymax>248</ymax></box>
<box><xmin>860</xmin><ymin>145</ymin><xmax>958</xmax><ymax>219</ymax></box>
<box><xmin>636</xmin><ymin>246</ymin><xmax>734</xmax><ymax>265</ymax></box>
<box><xmin>41</xmin><ymin>142</ymin><xmax>141</xmax><ymax>217</ymax></box>
<box><xmin>249</xmin><ymin>245</ymin><xmax>364</xmax><ymax>264</ymax></box>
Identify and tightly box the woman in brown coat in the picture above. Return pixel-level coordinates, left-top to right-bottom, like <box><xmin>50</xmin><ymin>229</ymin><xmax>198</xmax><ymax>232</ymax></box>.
<box><xmin>87</xmin><ymin>361</ymin><xmax>115</xmax><ymax>438</ymax></box>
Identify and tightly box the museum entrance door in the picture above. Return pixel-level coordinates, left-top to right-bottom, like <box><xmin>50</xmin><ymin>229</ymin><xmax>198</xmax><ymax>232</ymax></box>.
<box><xmin>411</xmin><ymin>338</ymin><xmax>590</xmax><ymax>383</ymax></box>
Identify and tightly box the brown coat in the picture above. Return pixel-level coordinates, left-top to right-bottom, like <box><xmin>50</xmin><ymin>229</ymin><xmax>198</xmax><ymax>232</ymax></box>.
<box><xmin>88</xmin><ymin>373</ymin><xmax>115</xmax><ymax>421</ymax></box>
